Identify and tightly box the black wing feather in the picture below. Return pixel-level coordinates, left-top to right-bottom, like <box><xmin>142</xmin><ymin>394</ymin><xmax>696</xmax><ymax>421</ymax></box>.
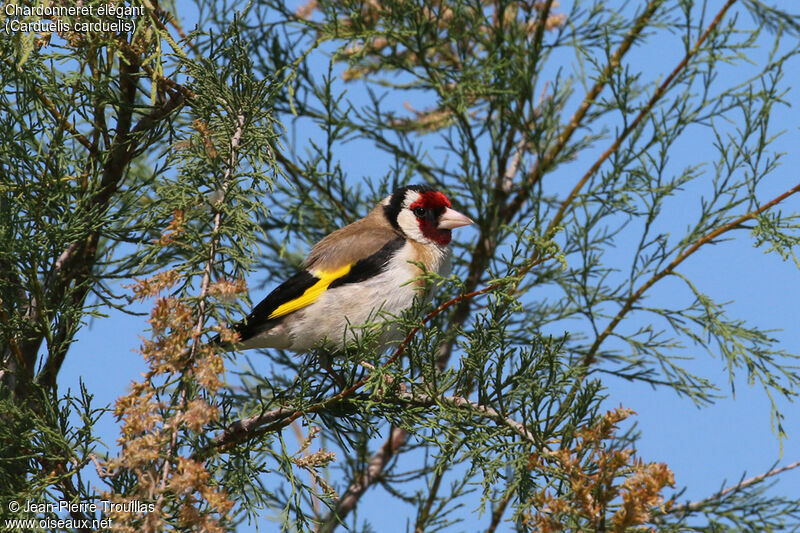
<box><xmin>328</xmin><ymin>237</ymin><xmax>405</xmax><ymax>289</ymax></box>
<box><xmin>235</xmin><ymin>269</ymin><xmax>318</xmax><ymax>342</ymax></box>
<box><xmin>234</xmin><ymin>236</ymin><xmax>406</xmax><ymax>344</ymax></box>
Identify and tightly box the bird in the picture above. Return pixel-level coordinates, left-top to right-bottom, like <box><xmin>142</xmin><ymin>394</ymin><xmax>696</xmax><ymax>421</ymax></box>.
<box><xmin>221</xmin><ymin>184</ymin><xmax>474</xmax><ymax>355</ymax></box>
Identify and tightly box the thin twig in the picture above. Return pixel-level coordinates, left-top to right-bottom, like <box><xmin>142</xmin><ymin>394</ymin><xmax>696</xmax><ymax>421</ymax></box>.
<box><xmin>191</xmin><ymin>112</ymin><xmax>247</xmax><ymax>358</ymax></box>
<box><xmin>546</xmin><ymin>0</ymin><xmax>738</xmax><ymax>235</ymax></box>
<box><xmin>131</xmin><ymin>92</ymin><xmax>187</xmax><ymax>137</ymax></box>
<box><xmin>584</xmin><ymin>181</ymin><xmax>800</xmax><ymax>366</ymax></box>
<box><xmin>396</xmin><ymin>392</ymin><xmax>539</xmax><ymax>444</ymax></box>
<box><xmin>317</xmin><ymin>426</ymin><xmax>407</xmax><ymax>533</ymax></box>
<box><xmin>204</xmin><ymin>407</ymin><xmax>298</xmax><ymax>452</ymax></box>
<box><xmin>667</xmin><ymin>460</ymin><xmax>800</xmax><ymax>515</ymax></box>
<box><xmin>315</xmin><ymin>385</ymin><xmax>551</xmax><ymax>533</ymax></box>
<box><xmin>487</xmin><ymin>491</ymin><xmax>513</xmax><ymax>533</ymax></box>
<box><xmin>539</xmin><ymin>180</ymin><xmax>800</xmax><ymax>442</ymax></box>
<box><xmin>545</xmin><ymin>0</ymin><xmax>736</xmax><ymax>233</ymax></box>
<box><xmin>2</xmin><ymin>58</ymin><xmax>97</xmax><ymax>155</ymax></box>
<box><xmin>505</xmin><ymin>0</ymin><xmax>667</xmax><ymax>219</ymax></box>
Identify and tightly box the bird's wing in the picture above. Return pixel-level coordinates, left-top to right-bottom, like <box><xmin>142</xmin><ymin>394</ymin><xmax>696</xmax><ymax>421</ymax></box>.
<box><xmin>235</xmin><ymin>236</ymin><xmax>406</xmax><ymax>343</ymax></box>
<box><xmin>304</xmin><ymin>206</ymin><xmax>401</xmax><ymax>271</ymax></box>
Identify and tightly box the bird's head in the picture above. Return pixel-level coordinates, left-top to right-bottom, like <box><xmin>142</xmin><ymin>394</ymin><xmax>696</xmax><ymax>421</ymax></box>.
<box><xmin>383</xmin><ymin>185</ymin><xmax>474</xmax><ymax>246</ymax></box>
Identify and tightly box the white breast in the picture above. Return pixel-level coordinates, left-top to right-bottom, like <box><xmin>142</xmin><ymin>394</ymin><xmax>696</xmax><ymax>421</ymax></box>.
<box><xmin>285</xmin><ymin>241</ymin><xmax>451</xmax><ymax>352</ymax></box>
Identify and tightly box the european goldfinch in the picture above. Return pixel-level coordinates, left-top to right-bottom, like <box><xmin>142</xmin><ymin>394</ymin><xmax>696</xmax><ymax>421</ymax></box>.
<box><xmin>226</xmin><ymin>185</ymin><xmax>473</xmax><ymax>353</ymax></box>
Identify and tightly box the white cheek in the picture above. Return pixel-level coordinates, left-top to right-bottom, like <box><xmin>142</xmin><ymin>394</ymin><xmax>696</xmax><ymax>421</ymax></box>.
<box><xmin>397</xmin><ymin>210</ymin><xmax>426</xmax><ymax>242</ymax></box>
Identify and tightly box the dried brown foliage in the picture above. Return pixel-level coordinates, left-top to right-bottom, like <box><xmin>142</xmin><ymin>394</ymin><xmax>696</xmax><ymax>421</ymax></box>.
<box><xmin>100</xmin><ymin>271</ymin><xmax>244</xmax><ymax>531</ymax></box>
<box><xmin>525</xmin><ymin>408</ymin><xmax>675</xmax><ymax>532</ymax></box>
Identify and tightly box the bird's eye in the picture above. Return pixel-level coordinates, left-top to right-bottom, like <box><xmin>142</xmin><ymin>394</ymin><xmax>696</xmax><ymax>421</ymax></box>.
<box><xmin>413</xmin><ymin>207</ymin><xmax>427</xmax><ymax>218</ymax></box>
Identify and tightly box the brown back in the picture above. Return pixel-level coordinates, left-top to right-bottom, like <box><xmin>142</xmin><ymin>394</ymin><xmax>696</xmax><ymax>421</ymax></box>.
<box><xmin>304</xmin><ymin>203</ymin><xmax>402</xmax><ymax>272</ymax></box>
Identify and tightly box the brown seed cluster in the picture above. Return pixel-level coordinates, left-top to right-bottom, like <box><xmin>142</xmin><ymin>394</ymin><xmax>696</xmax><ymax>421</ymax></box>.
<box><xmin>101</xmin><ymin>270</ymin><xmax>244</xmax><ymax>531</ymax></box>
<box><xmin>525</xmin><ymin>407</ymin><xmax>675</xmax><ymax>532</ymax></box>
<box><xmin>292</xmin><ymin>426</ymin><xmax>338</xmax><ymax>499</ymax></box>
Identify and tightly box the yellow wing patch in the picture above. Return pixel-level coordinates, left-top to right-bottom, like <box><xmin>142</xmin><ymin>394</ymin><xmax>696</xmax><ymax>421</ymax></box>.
<box><xmin>267</xmin><ymin>264</ymin><xmax>352</xmax><ymax>319</ymax></box>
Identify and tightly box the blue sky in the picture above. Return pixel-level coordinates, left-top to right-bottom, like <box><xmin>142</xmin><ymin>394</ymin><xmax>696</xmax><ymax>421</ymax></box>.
<box><xmin>53</xmin><ymin>1</ymin><xmax>800</xmax><ymax>531</ymax></box>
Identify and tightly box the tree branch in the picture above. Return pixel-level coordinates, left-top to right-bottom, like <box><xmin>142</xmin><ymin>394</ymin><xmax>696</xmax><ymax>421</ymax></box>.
<box><xmin>440</xmin><ymin>0</ymin><xmax>667</xmax><ymax>380</ymax></box>
<box><xmin>545</xmin><ymin>0</ymin><xmax>738</xmax><ymax>235</ymax></box>
<box><xmin>317</xmin><ymin>426</ymin><xmax>407</xmax><ymax>533</ymax></box>
<box><xmin>487</xmin><ymin>491</ymin><xmax>514</xmax><ymax>533</ymax></box>
<box><xmin>665</xmin><ymin>460</ymin><xmax>800</xmax><ymax>515</ymax></box>
<box><xmin>203</xmin><ymin>407</ymin><xmax>297</xmax><ymax>452</ymax></box>
<box><xmin>2</xmin><ymin>57</ymin><xmax>97</xmax><ymax>156</ymax></box>
<box><xmin>505</xmin><ymin>0</ymin><xmax>667</xmax><ymax>219</ymax></box>
<box><xmin>201</xmin><ymin>279</ymin><xmax>513</xmax><ymax>455</ymax></box>
<box><xmin>536</xmin><ymin>0</ymin><xmax>747</xmax><ymax>438</ymax></box>
<box><xmin>544</xmin><ymin>181</ymin><xmax>800</xmax><ymax>436</ymax></box>
<box><xmin>584</xmin><ymin>181</ymin><xmax>800</xmax><ymax>367</ymax></box>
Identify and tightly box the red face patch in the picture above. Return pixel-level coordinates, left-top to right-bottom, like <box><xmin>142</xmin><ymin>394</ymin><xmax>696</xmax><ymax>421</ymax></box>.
<box><xmin>409</xmin><ymin>191</ymin><xmax>451</xmax><ymax>211</ymax></box>
<box><xmin>410</xmin><ymin>191</ymin><xmax>452</xmax><ymax>245</ymax></box>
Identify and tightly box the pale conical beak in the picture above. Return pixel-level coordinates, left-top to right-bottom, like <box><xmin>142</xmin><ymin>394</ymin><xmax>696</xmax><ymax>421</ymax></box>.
<box><xmin>438</xmin><ymin>207</ymin><xmax>474</xmax><ymax>230</ymax></box>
